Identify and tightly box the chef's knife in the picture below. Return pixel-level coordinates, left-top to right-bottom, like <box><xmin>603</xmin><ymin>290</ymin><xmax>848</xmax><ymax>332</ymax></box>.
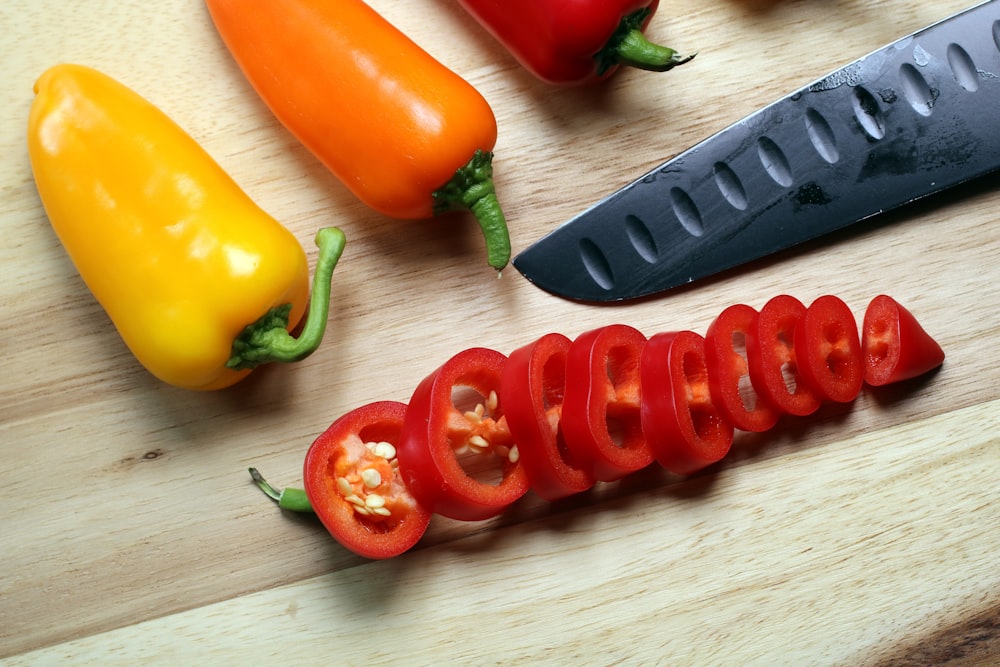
<box><xmin>513</xmin><ymin>0</ymin><xmax>1000</xmax><ymax>302</ymax></box>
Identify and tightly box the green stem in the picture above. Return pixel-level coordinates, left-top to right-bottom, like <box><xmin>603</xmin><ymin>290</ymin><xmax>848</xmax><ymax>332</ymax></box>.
<box><xmin>249</xmin><ymin>467</ymin><xmax>313</xmax><ymax>513</ymax></box>
<box><xmin>596</xmin><ymin>9</ymin><xmax>695</xmax><ymax>75</ymax></box>
<box><xmin>226</xmin><ymin>227</ymin><xmax>347</xmax><ymax>370</ymax></box>
<box><xmin>432</xmin><ymin>149</ymin><xmax>511</xmax><ymax>272</ymax></box>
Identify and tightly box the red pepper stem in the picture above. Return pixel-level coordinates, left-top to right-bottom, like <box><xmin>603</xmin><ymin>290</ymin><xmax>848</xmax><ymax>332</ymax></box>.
<box><xmin>249</xmin><ymin>467</ymin><xmax>313</xmax><ymax>513</ymax></box>
<box><xmin>615</xmin><ymin>30</ymin><xmax>696</xmax><ymax>72</ymax></box>
<box><xmin>596</xmin><ymin>8</ymin><xmax>695</xmax><ymax>75</ymax></box>
<box><xmin>432</xmin><ymin>149</ymin><xmax>511</xmax><ymax>272</ymax></box>
<box><xmin>226</xmin><ymin>226</ymin><xmax>347</xmax><ymax>370</ymax></box>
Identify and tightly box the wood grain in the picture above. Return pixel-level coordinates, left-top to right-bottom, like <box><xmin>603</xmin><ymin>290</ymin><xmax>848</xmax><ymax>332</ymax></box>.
<box><xmin>2</xmin><ymin>0</ymin><xmax>997</xmax><ymax>663</ymax></box>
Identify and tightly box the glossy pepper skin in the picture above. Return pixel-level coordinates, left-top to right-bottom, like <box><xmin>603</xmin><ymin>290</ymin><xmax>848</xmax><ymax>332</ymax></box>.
<box><xmin>456</xmin><ymin>0</ymin><xmax>694</xmax><ymax>85</ymax></box>
<box><xmin>640</xmin><ymin>331</ymin><xmax>734</xmax><ymax>476</ymax></box>
<box><xmin>28</xmin><ymin>64</ymin><xmax>346</xmax><ymax>390</ymax></box>
<box><xmin>862</xmin><ymin>295</ymin><xmax>945</xmax><ymax>386</ymax></box>
<box><xmin>258</xmin><ymin>295</ymin><xmax>944</xmax><ymax>558</ymax></box>
<box><xmin>304</xmin><ymin>402</ymin><xmax>432</xmax><ymax>559</ymax></box>
<box><xmin>205</xmin><ymin>0</ymin><xmax>511</xmax><ymax>270</ymax></box>
<box><xmin>398</xmin><ymin>347</ymin><xmax>528</xmax><ymax>521</ymax></box>
<box><xmin>502</xmin><ymin>333</ymin><xmax>594</xmax><ymax>501</ymax></box>
<box><xmin>561</xmin><ymin>324</ymin><xmax>651</xmax><ymax>482</ymax></box>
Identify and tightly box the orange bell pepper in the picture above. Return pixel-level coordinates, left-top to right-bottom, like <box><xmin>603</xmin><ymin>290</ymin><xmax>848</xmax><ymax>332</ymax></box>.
<box><xmin>205</xmin><ymin>0</ymin><xmax>512</xmax><ymax>271</ymax></box>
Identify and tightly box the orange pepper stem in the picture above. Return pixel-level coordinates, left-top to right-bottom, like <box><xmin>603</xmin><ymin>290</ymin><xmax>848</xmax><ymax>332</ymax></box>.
<box><xmin>226</xmin><ymin>226</ymin><xmax>347</xmax><ymax>370</ymax></box>
<box><xmin>249</xmin><ymin>468</ymin><xmax>313</xmax><ymax>513</ymax></box>
<box><xmin>432</xmin><ymin>149</ymin><xmax>511</xmax><ymax>272</ymax></box>
<box><xmin>597</xmin><ymin>9</ymin><xmax>695</xmax><ymax>75</ymax></box>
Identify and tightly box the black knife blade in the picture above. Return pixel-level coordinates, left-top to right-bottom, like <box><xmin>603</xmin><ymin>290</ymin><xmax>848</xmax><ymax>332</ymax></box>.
<box><xmin>513</xmin><ymin>0</ymin><xmax>1000</xmax><ymax>302</ymax></box>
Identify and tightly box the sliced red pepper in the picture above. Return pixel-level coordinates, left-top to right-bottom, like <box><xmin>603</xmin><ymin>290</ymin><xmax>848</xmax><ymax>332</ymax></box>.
<box><xmin>397</xmin><ymin>348</ymin><xmax>528</xmax><ymax>521</ymax></box>
<box><xmin>704</xmin><ymin>303</ymin><xmax>781</xmax><ymax>432</ymax></box>
<box><xmin>794</xmin><ymin>295</ymin><xmax>864</xmax><ymax>403</ymax></box>
<box><xmin>456</xmin><ymin>0</ymin><xmax>693</xmax><ymax>85</ymax></box>
<box><xmin>302</xmin><ymin>401</ymin><xmax>431</xmax><ymax>559</ymax></box>
<box><xmin>561</xmin><ymin>324</ymin><xmax>651</xmax><ymax>482</ymax></box>
<box><xmin>640</xmin><ymin>330</ymin><xmax>734</xmax><ymax>475</ymax></box>
<box><xmin>502</xmin><ymin>333</ymin><xmax>595</xmax><ymax>501</ymax></box>
<box><xmin>746</xmin><ymin>295</ymin><xmax>822</xmax><ymax>417</ymax></box>
<box><xmin>862</xmin><ymin>295</ymin><xmax>945</xmax><ymax>386</ymax></box>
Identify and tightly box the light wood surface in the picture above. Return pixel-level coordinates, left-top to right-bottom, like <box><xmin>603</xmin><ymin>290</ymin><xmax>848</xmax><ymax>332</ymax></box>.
<box><xmin>2</xmin><ymin>1</ymin><xmax>998</xmax><ymax>664</ymax></box>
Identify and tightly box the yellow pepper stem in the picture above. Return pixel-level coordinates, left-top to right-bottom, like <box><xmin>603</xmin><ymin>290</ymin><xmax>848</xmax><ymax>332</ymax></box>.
<box><xmin>431</xmin><ymin>149</ymin><xmax>511</xmax><ymax>272</ymax></box>
<box><xmin>226</xmin><ymin>227</ymin><xmax>347</xmax><ymax>370</ymax></box>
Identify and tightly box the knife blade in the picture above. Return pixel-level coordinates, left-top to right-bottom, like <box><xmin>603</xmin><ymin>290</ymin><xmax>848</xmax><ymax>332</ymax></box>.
<box><xmin>513</xmin><ymin>0</ymin><xmax>1000</xmax><ymax>302</ymax></box>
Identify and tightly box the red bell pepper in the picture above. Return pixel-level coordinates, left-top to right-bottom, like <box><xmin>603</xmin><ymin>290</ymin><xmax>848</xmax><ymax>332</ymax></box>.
<box><xmin>561</xmin><ymin>324</ymin><xmax>651</xmax><ymax>482</ymax></box>
<box><xmin>502</xmin><ymin>333</ymin><xmax>595</xmax><ymax>501</ymax></box>
<box><xmin>640</xmin><ymin>331</ymin><xmax>734</xmax><ymax>475</ymax></box>
<box><xmin>455</xmin><ymin>0</ymin><xmax>694</xmax><ymax>85</ymax></box>
<box><xmin>794</xmin><ymin>295</ymin><xmax>864</xmax><ymax>403</ymax></box>
<box><xmin>862</xmin><ymin>295</ymin><xmax>946</xmax><ymax>386</ymax></box>
<box><xmin>746</xmin><ymin>295</ymin><xmax>823</xmax><ymax>417</ymax></box>
<box><xmin>252</xmin><ymin>294</ymin><xmax>944</xmax><ymax>558</ymax></box>
<box><xmin>301</xmin><ymin>401</ymin><xmax>431</xmax><ymax>559</ymax></box>
<box><xmin>704</xmin><ymin>304</ymin><xmax>781</xmax><ymax>433</ymax></box>
<box><xmin>397</xmin><ymin>347</ymin><xmax>529</xmax><ymax>521</ymax></box>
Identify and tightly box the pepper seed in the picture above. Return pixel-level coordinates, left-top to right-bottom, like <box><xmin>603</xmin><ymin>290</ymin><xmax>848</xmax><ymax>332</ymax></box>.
<box><xmin>371</xmin><ymin>441</ymin><xmax>397</xmax><ymax>461</ymax></box>
<box><xmin>361</xmin><ymin>468</ymin><xmax>382</xmax><ymax>489</ymax></box>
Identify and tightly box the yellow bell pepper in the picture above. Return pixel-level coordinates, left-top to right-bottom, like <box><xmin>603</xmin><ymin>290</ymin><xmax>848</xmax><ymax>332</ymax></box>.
<box><xmin>27</xmin><ymin>64</ymin><xmax>346</xmax><ymax>391</ymax></box>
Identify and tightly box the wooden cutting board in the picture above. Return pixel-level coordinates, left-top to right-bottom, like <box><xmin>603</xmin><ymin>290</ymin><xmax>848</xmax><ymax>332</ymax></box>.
<box><xmin>2</xmin><ymin>0</ymin><xmax>998</xmax><ymax>663</ymax></box>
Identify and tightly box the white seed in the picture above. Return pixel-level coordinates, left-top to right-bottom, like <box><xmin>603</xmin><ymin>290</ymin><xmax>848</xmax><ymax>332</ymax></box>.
<box><xmin>371</xmin><ymin>441</ymin><xmax>397</xmax><ymax>460</ymax></box>
<box><xmin>508</xmin><ymin>445</ymin><xmax>520</xmax><ymax>464</ymax></box>
<box><xmin>345</xmin><ymin>494</ymin><xmax>365</xmax><ymax>506</ymax></box>
<box><xmin>336</xmin><ymin>477</ymin><xmax>353</xmax><ymax>496</ymax></box>
<box><xmin>468</xmin><ymin>435</ymin><xmax>490</xmax><ymax>450</ymax></box>
<box><xmin>352</xmin><ymin>505</ymin><xmax>372</xmax><ymax>516</ymax></box>
<box><xmin>361</xmin><ymin>468</ymin><xmax>382</xmax><ymax>489</ymax></box>
<box><xmin>371</xmin><ymin>507</ymin><xmax>392</xmax><ymax>517</ymax></box>
<box><xmin>365</xmin><ymin>493</ymin><xmax>386</xmax><ymax>509</ymax></box>
<box><xmin>486</xmin><ymin>390</ymin><xmax>499</xmax><ymax>413</ymax></box>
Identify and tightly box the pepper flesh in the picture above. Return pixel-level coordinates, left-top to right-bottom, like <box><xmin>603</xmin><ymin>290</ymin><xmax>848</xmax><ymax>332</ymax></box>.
<box><xmin>27</xmin><ymin>64</ymin><xmax>346</xmax><ymax>390</ymax></box>
<box><xmin>502</xmin><ymin>333</ymin><xmax>594</xmax><ymax>500</ymax></box>
<box><xmin>862</xmin><ymin>295</ymin><xmax>946</xmax><ymax>386</ymax></box>
<box><xmin>303</xmin><ymin>401</ymin><xmax>432</xmax><ymax>560</ymax></box>
<box><xmin>205</xmin><ymin>0</ymin><xmax>511</xmax><ymax>270</ymax></box>
<box><xmin>561</xmin><ymin>324</ymin><xmax>651</xmax><ymax>482</ymax></box>
<box><xmin>794</xmin><ymin>295</ymin><xmax>864</xmax><ymax>403</ymax></box>
<box><xmin>746</xmin><ymin>295</ymin><xmax>823</xmax><ymax>417</ymax></box>
<box><xmin>397</xmin><ymin>348</ymin><xmax>529</xmax><ymax>521</ymax></box>
<box><xmin>704</xmin><ymin>304</ymin><xmax>780</xmax><ymax>433</ymax></box>
<box><xmin>456</xmin><ymin>0</ymin><xmax>694</xmax><ymax>85</ymax></box>
<box><xmin>640</xmin><ymin>331</ymin><xmax>734</xmax><ymax>475</ymax></box>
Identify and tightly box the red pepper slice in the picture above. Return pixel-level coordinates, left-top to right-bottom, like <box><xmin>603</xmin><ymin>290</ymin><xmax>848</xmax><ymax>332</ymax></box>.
<box><xmin>302</xmin><ymin>401</ymin><xmax>431</xmax><ymax>559</ymax></box>
<box><xmin>793</xmin><ymin>295</ymin><xmax>864</xmax><ymax>403</ymax></box>
<box><xmin>397</xmin><ymin>347</ymin><xmax>528</xmax><ymax>521</ymax></box>
<box><xmin>502</xmin><ymin>333</ymin><xmax>595</xmax><ymax>501</ymax></box>
<box><xmin>456</xmin><ymin>0</ymin><xmax>693</xmax><ymax>85</ymax></box>
<box><xmin>561</xmin><ymin>325</ymin><xmax>651</xmax><ymax>482</ymax></box>
<box><xmin>704</xmin><ymin>304</ymin><xmax>781</xmax><ymax>432</ymax></box>
<box><xmin>862</xmin><ymin>295</ymin><xmax>945</xmax><ymax>386</ymax></box>
<box><xmin>640</xmin><ymin>330</ymin><xmax>734</xmax><ymax>475</ymax></box>
<box><xmin>746</xmin><ymin>295</ymin><xmax>822</xmax><ymax>417</ymax></box>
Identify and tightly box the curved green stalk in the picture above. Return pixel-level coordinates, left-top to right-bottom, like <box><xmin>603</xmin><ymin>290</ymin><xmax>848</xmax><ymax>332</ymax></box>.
<box><xmin>432</xmin><ymin>149</ymin><xmax>511</xmax><ymax>272</ymax></box>
<box><xmin>227</xmin><ymin>227</ymin><xmax>347</xmax><ymax>370</ymax></box>
<box><xmin>249</xmin><ymin>467</ymin><xmax>313</xmax><ymax>513</ymax></box>
<box><xmin>597</xmin><ymin>9</ymin><xmax>695</xmax><ymax>75</ymax></box>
